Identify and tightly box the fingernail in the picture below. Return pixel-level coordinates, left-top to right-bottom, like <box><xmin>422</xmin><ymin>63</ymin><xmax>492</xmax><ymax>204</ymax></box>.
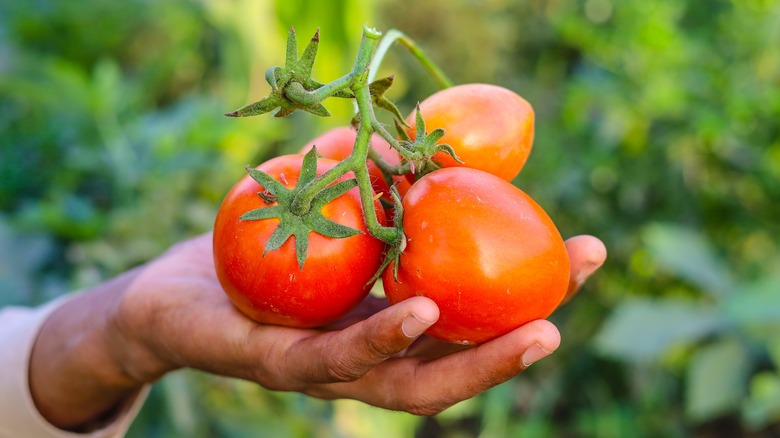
<box><xmin>522</xmin><ymin>343</ymin><xmax>552</xmax><ymax>367</ymax></box>
<box><xmin>402</xmin><ymin>313</ymin><xmax>434</xmax><ymax>338</ymax></box>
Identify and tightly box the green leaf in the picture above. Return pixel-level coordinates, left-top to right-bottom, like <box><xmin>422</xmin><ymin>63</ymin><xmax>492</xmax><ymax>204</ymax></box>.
<box><xmin>642</xmin><ymin>224</ymin><xmax>733</xmax><ymax>298</ymax></box>
<box><xmin>742</xmin><ymin>372</ymin><xmax>780</xmax><ymax>429</ymax></box>
<box><xmin>769</xmin><ymin>340</ymin><xmax>780</xmax><ymax>370</ymax></box>
<box><xmin>722</xmin><ymin>275</ymin><xmax>780</xmax><ymax>327</ymax></box>
<box><xmin>686</xmin><ymin>337</ymin><xmax>749</xmax><ymax>422</ymax></box>
<box><xmin>594</xmin><ymin>297</ymin><xmax>723</xmax><ymax>362</ymax></box>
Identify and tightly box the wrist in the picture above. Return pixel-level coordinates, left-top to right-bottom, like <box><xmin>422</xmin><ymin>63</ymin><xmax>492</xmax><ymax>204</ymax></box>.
<box><xmin>29</xmin><ymin>271</ymin><xmax>147</xmax><ymax>430</ymax></box>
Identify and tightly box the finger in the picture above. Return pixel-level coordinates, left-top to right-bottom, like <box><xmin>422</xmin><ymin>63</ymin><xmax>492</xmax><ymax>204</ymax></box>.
<box><xmin>282</xmin><ymin>296</ymin><xmax>439</xmax><ymax>387</ymax></box>
<box><xmin>307</xmin><ymin>319</ymin><xmax>561</xmax><ymax>415</ymax></box>
<box><xmin>563</xmin><ymin>235</ymin><xmax>607</xmax><ymax>303</ymax></box>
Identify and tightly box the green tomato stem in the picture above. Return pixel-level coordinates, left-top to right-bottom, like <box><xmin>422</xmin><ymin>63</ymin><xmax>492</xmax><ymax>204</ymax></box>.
<box><xmin>366</xmin><ymin>146</ymin><xmax>413</xmax><ymax>176</ymax></box>
<box><xmin>351</xmin><ymin>70</ymin><xmax>398</xmax><ymax>243</ymax></box>
<box><xmin>354</xmin><ymin>161</ymin><xmax>398</xmax><ymax>244</ymax></box>
<box><xmin>368</xmin><ymin>29</ymin><xmax>453</xmax><ymax>90</ymax></box>
<box><xmin>289</xmin><ymin>26</ymin><xmax>382</xmax><ymax>218</ymax></box>
<box><xmin>290</xmin><ymin>157</ymin><xmax>356</xmax><ymax>216</ymax></box>
<box><xmin>285</xmin><ymin>74</ymin><xmax>355</xmax><ymax>106</ymax></box>
<box><xmin>352</xmin><ymin>26</ymin><xmax>382</xmax><ymax>76</ymax></box>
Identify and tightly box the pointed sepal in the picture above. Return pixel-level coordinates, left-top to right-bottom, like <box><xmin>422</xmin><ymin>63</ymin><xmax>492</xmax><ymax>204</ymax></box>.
<box><xmin>394</xmin><ymin>119</ymin><xmax>411</xmax><ymax>141</ymax></box>
<box><xmin>369</xmin><ymin>75</ymin><xmax>408</xmax><ymax>127</ymax></box>
<box><xmin>298</xmin><ymin>147</ymin><xmax>319</xmax><ymax>188</ymax></box>
<box><xmin>240</xmin><ymin>205</ymin><xmax>284</xmax><ymax>221</ymax></box>
<box><xmin>313</xmin><ymin>179</ymin><xmax>358</xmax><ymax>206</ymax></box>
<box><xmin>245</xmin><ymin>166</ymin><xmax>289</xmax><ymax>199</ymax></box>
<box><xmin>225</xmin><ymin>96</ymin><xmax>282</xmax><ymax>118</ymax></box>
<box><xmin>298</xmin><ymin>29</ymin><xmax>320</xmax><ymax>77</ymax></box>
<box><xmin>285</xmin><ymin>27</ymin><xmax>298</xmax><ymax>67</ymax></box>
<box><xmin>264</xmin><ymin>221</ymin><xmax>295</xmax><ymax>254</ymax></box>
<box><xmin>235</xmin><ymin>154</ymin><xmax>370</xmax><ymax>271</ymax></box>
<box><xmin>414</xmin><ymin>104</ymin><xmax>427</xmax><ymax>140</ymax></box>
<box><xmin>294</xmin><ymin>230</ymin><xmax>309</xmax><ymax>269</ymax></box>
<box><xmin>369</xmin><ymin>75</ymin><xmax>395</xmax><ymax>96</ymax></box>
<box><xmin>301</xmin><ymin>102</ymin><xmax>331</xmax><ymax>117</ymax></box>
<box><xmin>307</xmin><ymin>214</ymin><xmax>362</xmax><ymax>239</ymax></box>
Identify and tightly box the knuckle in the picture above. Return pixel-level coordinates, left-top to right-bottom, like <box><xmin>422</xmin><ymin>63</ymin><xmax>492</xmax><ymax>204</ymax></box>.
<box><xmin>323</xmin><ymin>355</ymin><xmax>363</xmax><ymax>383</ymax></box>
<box><xmin>362</xmin><ymin>331</ymin><xmax>396</xmax><ymax>358</ymax></box>
<box><xmin>391</xmin><ymin>371</ymin><xmax>451</xmax><ymax>416</ymax></box>
<box><xmin>401</xmin><ymin>397</ymin><xmax>448</xmax><ymax>416</ymax></box>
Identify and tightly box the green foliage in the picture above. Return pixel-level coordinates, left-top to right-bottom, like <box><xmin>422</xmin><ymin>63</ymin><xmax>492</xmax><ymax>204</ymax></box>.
<box><xmin>2</xmin><ymin>0</ymin><xmax>779</xmax><ymax>436</ymax></box>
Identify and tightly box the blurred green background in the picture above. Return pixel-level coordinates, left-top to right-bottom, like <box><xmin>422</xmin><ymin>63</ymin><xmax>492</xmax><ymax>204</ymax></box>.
<box><xmin>2</xmin><ymin>0</ymin><xmax>779</xmax><ymax>436</ymax></box>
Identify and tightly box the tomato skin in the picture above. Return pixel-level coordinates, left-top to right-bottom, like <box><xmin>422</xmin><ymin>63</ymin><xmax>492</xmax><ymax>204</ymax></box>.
<box><xmin>213</xmin><ymin>155</ymin><xmax>387</xmax><ymax>328</ymax></box>
<box><xmin>300</xmin><ymin>127</ymin><xmax>411</xmax><ymax>200</ymax></box>
<box><xmin>405</xmin><ymin>83</ymin><xmax>535</xmax><ymax>181</ymax></box>
<box><xmin>382</xmin><ymin>167</ymin><xmax>569</xmax><ymax>344</ymax></box>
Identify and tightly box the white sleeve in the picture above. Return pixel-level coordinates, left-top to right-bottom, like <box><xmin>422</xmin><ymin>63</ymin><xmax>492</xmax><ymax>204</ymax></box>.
<box><xmin>0</xmin><ymin>297</ymin><xmax>150</xmax><ymax>438</ymax></box>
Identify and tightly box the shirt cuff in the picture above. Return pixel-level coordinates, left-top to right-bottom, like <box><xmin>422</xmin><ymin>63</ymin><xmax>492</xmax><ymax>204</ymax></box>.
<box><xmin>0</xmin><ymin>296</ymin><xmax>150</xmax><ymax>438</ymax></box>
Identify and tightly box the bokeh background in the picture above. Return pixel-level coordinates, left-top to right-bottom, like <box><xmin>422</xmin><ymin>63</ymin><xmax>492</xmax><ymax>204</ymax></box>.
<box><xmin>2</xmin><ymin>0</ymin><xmax>779</xmax><ymax>436</ymax></box>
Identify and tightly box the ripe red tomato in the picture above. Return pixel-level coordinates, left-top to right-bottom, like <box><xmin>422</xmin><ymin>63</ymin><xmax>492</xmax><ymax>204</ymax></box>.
<box><xmin>213</xmin><ymin>154</ymin><xmax>387</xmax><ymax>328</ymax></box>
<box><xmin>300</xmin><ymin>127</ymin><xmax>411</xmax><ymax>201</ymax></box>
<box><xmin>383</xmin><ymin>167</ymin><xmax>569</xmax><ymax>344</ymax></box>
<box><xmin>405</xmin><ymin>83</ymin><xmax>535</xmax><ymax>181</ymax></box>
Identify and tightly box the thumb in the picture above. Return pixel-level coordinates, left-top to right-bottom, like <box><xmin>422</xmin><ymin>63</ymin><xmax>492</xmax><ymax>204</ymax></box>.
<box><xmin>284</xmin><ymin>296</ymin><xmax>439</xmax><ymax>385</ymax></box>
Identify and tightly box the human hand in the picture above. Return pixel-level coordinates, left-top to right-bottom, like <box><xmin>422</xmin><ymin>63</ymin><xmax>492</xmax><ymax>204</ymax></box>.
<box><xmin>30</xmin><ymin>232</ymin><xmax>605</xmax><ymax>429</ymax></box>
<box><xmin>115</xmin><ymin>232</ymin><xmax>605</xmax><ymax>412</ymax></box>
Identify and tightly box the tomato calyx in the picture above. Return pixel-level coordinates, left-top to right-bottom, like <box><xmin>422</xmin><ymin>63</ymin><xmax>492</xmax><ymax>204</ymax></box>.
<box><xmin>240</xmin><ymin>148</ymin><xmax>363</xmax><ymax>269</ymax></box>
<box><xmin>225</xmin><ymin>27</ymin><xmax>353</xmax><ymax>119</ymax></box>
<box><xmin>395</xmin><ymin>105</ymin><xmax>463</xmax><ymax>178</ymax></box>
<box><xmin>362</xmin><ymin>75</ymin><xmax>409</xmax><ymax>128</ymax></box>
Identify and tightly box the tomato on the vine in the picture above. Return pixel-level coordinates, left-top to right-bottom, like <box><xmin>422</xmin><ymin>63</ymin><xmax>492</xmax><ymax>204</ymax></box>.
<box><xmin>213</xmin><ymin>154</ymin><xmax>387</xmax><ymax>328</ymax></box>
<box><xmin>383</xmin><ymin>167</ymin><xmax>569</xmax><ymax>344</ymax></box>
<box><xmin>405</xmin><ymin>83</ymin><xmax>535</xmax><ymax>181</ymax></box>
<box><xmin>300</xmin><ymin>127</ymin><xmax>411</xmax><ymax>201</ymax></box>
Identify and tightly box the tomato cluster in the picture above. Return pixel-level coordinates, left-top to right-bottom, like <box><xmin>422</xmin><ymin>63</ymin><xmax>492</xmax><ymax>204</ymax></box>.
<box><xmin>213</xmin><ymin>83</ymin><xmax>570</xmax><ymax>344</ymax></box>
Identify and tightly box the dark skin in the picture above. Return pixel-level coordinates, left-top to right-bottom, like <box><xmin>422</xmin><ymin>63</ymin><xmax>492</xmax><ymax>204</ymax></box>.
<box><xmin>28</xmin><ymin>233</ymin><xmax>606</xmax><ymax>431</ymax></box>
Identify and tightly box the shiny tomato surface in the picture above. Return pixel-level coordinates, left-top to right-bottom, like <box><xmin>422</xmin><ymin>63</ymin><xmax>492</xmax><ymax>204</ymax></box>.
<box><xmin>383</xmin><ymin>167</ymin><xmax>569</xmax><ymax>344</ymax></box>
<box><xmin>214</xmin><ymin>154</ymin><xmax>386</xmax><ymax>328</ymax></box>
<box><xmin>405</xmin><ymin>83</ymin><xmax>535</xmax><ymax>181</ymax></box>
